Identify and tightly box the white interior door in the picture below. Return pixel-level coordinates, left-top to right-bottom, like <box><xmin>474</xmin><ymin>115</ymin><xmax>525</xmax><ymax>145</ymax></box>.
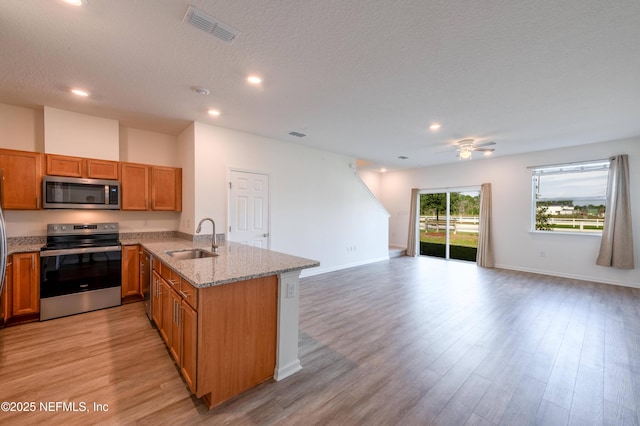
<box><xmin>228</xmin><ymin>170</ymin><xmax>270</xmax><ymax>248</ymax></box>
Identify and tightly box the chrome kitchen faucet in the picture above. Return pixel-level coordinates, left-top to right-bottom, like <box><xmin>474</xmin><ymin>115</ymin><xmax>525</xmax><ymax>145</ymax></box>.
<box><xmin>196</xmin><ymin>218</ymin><xmax>218</xmax><ymax>253</ymax></box>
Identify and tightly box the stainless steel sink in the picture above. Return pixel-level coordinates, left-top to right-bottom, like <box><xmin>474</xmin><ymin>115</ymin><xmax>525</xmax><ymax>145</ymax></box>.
<box><xmin>166</xmin><ymin>249</ymin><xmax>217</xmax><ymax>260</ymax></box>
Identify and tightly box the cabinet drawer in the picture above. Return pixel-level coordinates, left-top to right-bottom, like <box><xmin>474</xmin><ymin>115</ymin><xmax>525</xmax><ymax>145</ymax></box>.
<box><xmin>179</xmin><ymin>279</ymin><xmax>198</xmax><ymax>310</ymax></box>
<box><xmin>160</xmin><ymin>262</ymin><xmax>181</xmax><ymax>288</ymax></box>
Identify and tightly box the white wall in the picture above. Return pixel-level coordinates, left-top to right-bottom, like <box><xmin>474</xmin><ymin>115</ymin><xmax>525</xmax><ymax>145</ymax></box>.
<box><xmin>0</xmin><ymin>103</ymin><xmax>43</xmax><ymax>152</ymax></box>
<box><xmin>119</xmin><ymin>127</ymin><xmax>179</xmax><ymax>166</ymax></box>
<box><xmin>357</xmin><ymin>169</ymin><xmax>383</xmax><ymax>200</ymax></box>
<box><xmin>177</xmin><ymin>123</ymin><xmax>195</xmax><ymax>233</ymax></box>
<box><xmin>381</xmin><ymin>138</ymin><xmax>640</xmax><ymax>288</ymax></box>
<box><xmin>44</xmin><ymin>107</ymin><xmax>119</xmax><ymax>160</ymax></box>
<box><xmin>189</xmin><ymin>122</ymin><xmax>390</xmax><ymax>275</ymax></box>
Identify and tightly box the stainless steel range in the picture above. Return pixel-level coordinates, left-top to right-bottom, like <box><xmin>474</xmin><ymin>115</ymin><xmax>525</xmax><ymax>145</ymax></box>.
<box><xmin>40</xmin><ymin>223</ymin><xmax>122</xmax><ymax>321</ymax></box>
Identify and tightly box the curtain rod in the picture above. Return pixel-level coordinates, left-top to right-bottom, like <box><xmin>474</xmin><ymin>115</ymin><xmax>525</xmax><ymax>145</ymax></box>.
<box><xmin>526</xmin><ymin>158</ymin><xmax>610</xmax><ymax>170</ymax></box>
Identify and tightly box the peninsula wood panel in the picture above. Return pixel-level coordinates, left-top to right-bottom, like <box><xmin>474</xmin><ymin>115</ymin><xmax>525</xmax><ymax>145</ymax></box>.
<box><xmin>198</xmin><ymin>275</ymin><xmax>277</xmax><ymax>408</ymax></box>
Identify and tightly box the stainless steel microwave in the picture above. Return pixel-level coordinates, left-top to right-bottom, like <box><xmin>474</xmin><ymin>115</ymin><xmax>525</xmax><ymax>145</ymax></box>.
<box><xmin>42</xmin><ymin>176</ymin><xmax>120</xmax><ymax>210</ymax></box>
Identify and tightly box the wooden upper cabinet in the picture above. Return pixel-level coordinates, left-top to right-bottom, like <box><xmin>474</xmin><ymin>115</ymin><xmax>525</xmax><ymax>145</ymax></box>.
<box><xmin>46</xmin><ymin>154</ymin><xmax>83</xmax><ymax>177</ymax></box>
<box><xmin>46</xmin><ymin>154</ymin><xmax>119</xmax><ymax>180</ymax></box>
<box><xmin>120</xmin><ymin>162</ymin><xmax>150</xmax><ymax>211</ymax></box>
<box><xmin>0</xmin><ymin>149</ymin><xmax>43</xmax><ymax>210</ymax></box>
<box><xmin>151</xmin><ymin>166</ymin><xmax>182</xmax><ymax>211</ymax></box>
<box><xmin>86</xmin><ymin>159</ymin><xmax>119</xmax><ymax>179</ymax></box>
<box><xmin>121</xmin><ymin>163</ymin><xmax>182</xmax><ymax>212</ymax></box>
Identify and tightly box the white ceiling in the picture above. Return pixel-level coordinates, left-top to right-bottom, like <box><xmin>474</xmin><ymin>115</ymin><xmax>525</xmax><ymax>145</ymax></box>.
<box><xmin>1</xmin><ymin>0</ymin><xmax>639</xmax><ymax>169</ymax></box>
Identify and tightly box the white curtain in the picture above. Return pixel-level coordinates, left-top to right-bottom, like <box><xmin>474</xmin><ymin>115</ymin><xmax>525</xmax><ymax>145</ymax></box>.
<box><xmin>596</xmin><ymin>155</ymin><xmax>634</xmax><ymax>269</ymax></box>
<box><xmin>406</xmin><ymin>188</ymin><xmax>419</xmax><ymax>257</ymax></box>
<box><xmin>477</xmin><ymin>183</ymin><xmax>494</xmax><ymax>267</ymax></box>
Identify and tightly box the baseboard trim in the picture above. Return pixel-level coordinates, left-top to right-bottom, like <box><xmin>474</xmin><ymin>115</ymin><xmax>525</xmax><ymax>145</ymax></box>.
<box><xmin>494</xmin><ymin>263</ymin><xmax>640</xmax><ymax>289</ymax></box>
<box><xmin>300</xmin><ymin>256</ymin><xmax>390</xmax><ymax>278</ymax></box>
<box><xmin>274</xmin><ymin>360</ymin><xmax>302</xmax><ymax>381</ymax></box>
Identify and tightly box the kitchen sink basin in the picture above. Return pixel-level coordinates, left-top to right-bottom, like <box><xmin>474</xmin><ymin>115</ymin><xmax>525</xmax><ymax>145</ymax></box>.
<box><xmin>166</xmin><ymin>249</ymin><xmax>217</xmax><ymax>260</ymax></box>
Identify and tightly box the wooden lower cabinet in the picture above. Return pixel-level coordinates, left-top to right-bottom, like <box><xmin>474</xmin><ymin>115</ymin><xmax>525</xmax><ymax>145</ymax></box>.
<box><xmin>167</xmin><ymin>285</ymin><xmax>182</xmax><ymax>362</ymax></box>
<box><xmin>1</xmin><ymin>256</ymin><xmax>13</xmax><ymax>326</ymax></box>
<box><xmin>121</xmin><ymin>245</ymin><xmax>141</xmax><ymax>298</ymax></box>
<box><xmin>152</xmin><ymin>260</ymin><xmax>277</xmax><ymax>409</ymax></box>
<box><xmin>12</xmin><ymin>252</ymin><xmax>39</xmax><ymax>316</ymax></box>
<box><xmin>151</xmin><ymin>271</ymin><xmax>163</xmax><ymax>328</ymax></box>
<box><xmin>181</xmin><ymin>301</ymin><xmax>197</xmax><ymax>393</ymax></box>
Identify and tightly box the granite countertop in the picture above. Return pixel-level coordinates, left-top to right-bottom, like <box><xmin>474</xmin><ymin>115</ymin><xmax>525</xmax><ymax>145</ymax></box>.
<box><xmin>7</xmin><ymin>234</ymin><xmax>319</xmax><ymax>289</ymax></box>
<box><xmin>127</xmin><ymin>237</ymin><xmax>320</xmax><ymax>289</ymax></box>
<box><xmin>7</xmin><ymin>242</ymin><xmax>45</xmax><ymax>255</ymax></box>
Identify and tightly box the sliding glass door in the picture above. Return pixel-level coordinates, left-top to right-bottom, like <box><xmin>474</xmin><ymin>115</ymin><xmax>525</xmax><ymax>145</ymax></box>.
<box><xmin>419</xmin><ymin>189</ymin><xmax>480</xmax><ymax>261</ymax></box>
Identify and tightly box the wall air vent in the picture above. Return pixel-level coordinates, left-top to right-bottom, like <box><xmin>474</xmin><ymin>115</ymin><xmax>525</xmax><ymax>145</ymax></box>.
<box><xmin>288</xmin><ymin>132</ymin><xmax>306</xmax><ymax>138</ymax></box>
<box><xmin>183</xmin><ymin>5</ymin><xmax>240</xmax><ymax>44</ymax></box>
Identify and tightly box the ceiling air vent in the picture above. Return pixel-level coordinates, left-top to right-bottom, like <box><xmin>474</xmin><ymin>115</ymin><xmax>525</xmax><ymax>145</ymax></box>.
<box><xmin>183</xmin><ymin>5</ymin><xmax>240</xmax><ymax>44</ymax></box>
<box><xmin>288</xmin><ymin>132</ymin><xmax>306</xmax><ymax>138</ymax></box>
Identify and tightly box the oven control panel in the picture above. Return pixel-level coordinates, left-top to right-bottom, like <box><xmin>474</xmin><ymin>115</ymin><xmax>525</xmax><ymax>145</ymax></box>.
<box><xmin>47</xmin><ymin>222</ymin><xmax>119</xmax><ymax>235</ymax></box>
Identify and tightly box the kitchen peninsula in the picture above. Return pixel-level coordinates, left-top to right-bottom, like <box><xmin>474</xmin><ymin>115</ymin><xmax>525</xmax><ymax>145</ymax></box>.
<box><xmin>127</xmin><ymin>237</ymin><xmax>319</xmax><ymax>409</ymax></box>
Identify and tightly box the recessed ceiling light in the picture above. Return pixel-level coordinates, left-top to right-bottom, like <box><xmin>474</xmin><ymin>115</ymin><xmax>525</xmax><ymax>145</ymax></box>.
<box><xmin>62</xmin><ymin>0</ymin><xmax>83</xmax><ymax>5</ymax></box>
<box><xmin>246</xmin><ymin>75</ymin><xmax>263</xmax><ymax>85</ymax></box>
<box><xmin>429</xmin><ymin>123</ymin><xmax>441</xmax><ymax>131</ymax></box>
<box><xmin>380</xmin><ymin>168</ymin><xmax>387</xmax><ymax>173</ymax></box>
<box><xmin>208</xmin><ymin>109</ymin><xmax>221</xmax><ymax>117</ymax></box>
<box><xmin>70</xmin><ymin>88</ymin><xmax>90</xmax><ymax>97</ymax></box>
<box><xmin>484</xmin><ymin>151</ymin><xmax>493</xmax><ymax>156</ymax></box>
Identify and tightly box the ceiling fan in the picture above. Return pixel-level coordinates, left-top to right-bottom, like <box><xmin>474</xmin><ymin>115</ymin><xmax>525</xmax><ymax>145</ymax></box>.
<box><xmin>449</xmin><ymin>139</ymin><xmax>496</xmax><ymax>160</ymax></box>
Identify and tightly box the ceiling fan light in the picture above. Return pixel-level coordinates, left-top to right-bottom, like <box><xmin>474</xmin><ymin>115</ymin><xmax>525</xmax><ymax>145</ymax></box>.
<box><xmin>459</xmin><ymin>148</ymin><xmax>472</xmax><ymax>160</ymax></box>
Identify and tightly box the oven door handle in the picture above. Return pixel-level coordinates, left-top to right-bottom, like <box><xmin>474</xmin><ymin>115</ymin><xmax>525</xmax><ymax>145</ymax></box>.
<box><xmin>40</xmin><ymin>246</ymin><xmax>122</xmax><ymax>257</ymax></box>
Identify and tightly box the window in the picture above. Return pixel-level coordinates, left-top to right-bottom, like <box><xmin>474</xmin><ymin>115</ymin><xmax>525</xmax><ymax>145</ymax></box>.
<box><xmin>531</xmin><ymin>160</ymin><xmax>609</xmax><ymax>234</ymax></box>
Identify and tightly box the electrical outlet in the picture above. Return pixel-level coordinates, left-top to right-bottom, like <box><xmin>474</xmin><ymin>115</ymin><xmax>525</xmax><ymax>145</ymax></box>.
<box><xmin>286</xmin><ymin>282</ymin><xmax>295</xmax><ymax>298</ymax></box>
<box><xmin>540</xmin><ymin>250</ymin><xmax>546</xmax><ymax>257</ymax></box>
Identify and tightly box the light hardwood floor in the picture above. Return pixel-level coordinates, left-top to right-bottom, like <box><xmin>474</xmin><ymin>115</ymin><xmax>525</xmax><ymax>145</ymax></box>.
<box><xmin>1</xmin><ymin>256</ymin><xmax>640</xmax><ymax>425</ymax></box>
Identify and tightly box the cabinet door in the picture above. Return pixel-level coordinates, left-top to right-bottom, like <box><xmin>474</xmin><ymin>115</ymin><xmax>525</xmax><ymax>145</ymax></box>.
<box><xmin>46</xmin><ymin>154</ymin><xmax>83</xmax><ymax>177</ymax></box>
<box><xmin>12</xmin><ymin>252</ymin><xmax>39</xmax><ymax>316</ymax></box>
<box><xmin>152</xmin><ymin>271</ymin><xmax>163</xmax><ymax>328</ymax></box>
<box><xmin>181</xmin><ymin>301</ymin><xmax>197</xmax><ymax>393</ymax></box>
<box><xmin>87</xmin><ymin>159</ymin><xmax>119</xmax><ymax>180</ymax></box>
<box><xmin>151</xmin><ymin>166</ymin><xmax>181</xmax><ymax>211</ymax></box>
<box><xmin>168</xmin><ymin>289</ymin><xmax>182</xmax><ymax>363</ymax></box>
<box><xmin>0</xmin><ymin>149</ymin><xmax>43</xmax><ymax>210</ymax></box>
<box><xmin>121</xmin><ymin>245</ymin><xmax>140</xmax><ymax>298</ymax></box>
<box><xmin>160</xmin><ymin>278</ymin><xmax>173</xmax><ymax>345</ymax></box>
<box><xmin>120</xmin><ymin>162</ymin><xmax>149</xmax><ymax>210</ymax></box>
<box><xmin>1</xmin><ymin>256</ymin><xmax>12</xmax><ymax>325</ymax></box>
